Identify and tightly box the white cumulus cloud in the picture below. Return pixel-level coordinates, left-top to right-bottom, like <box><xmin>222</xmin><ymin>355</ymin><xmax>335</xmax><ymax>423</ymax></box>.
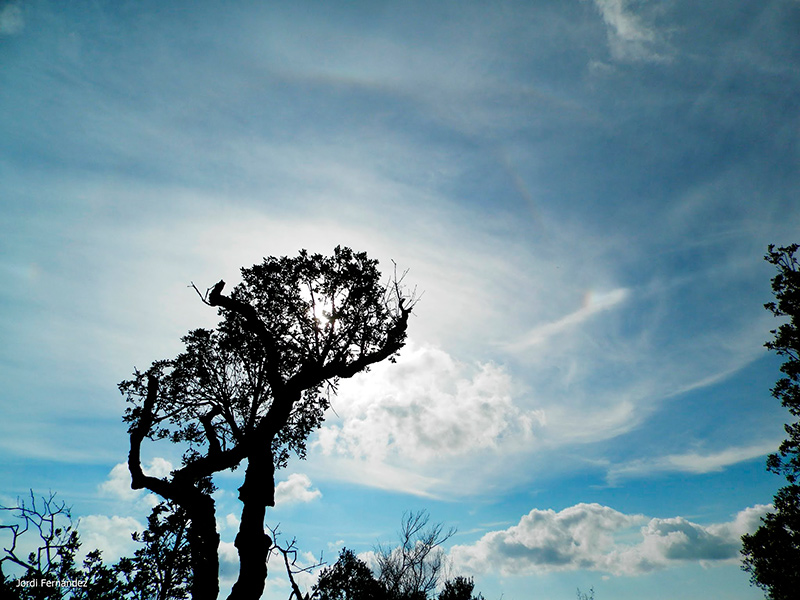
<box><xmin>78</xmin><ymin>515</ymin><xmax>142</xmax><ymax>562</ymax></box>
<box><xmin>274</xmin><ymin>473</ymin><xmax>322</xmax><ymax>506</ymax></box>
<box><xmin>99</xmin><ymin>458</ymin><xmax>174</xmax><ymax>501</ymax></box>
<box><xmin>218</xmin><ymin>540</ymin><xmax>240</xmax><ymax>582</ymax></box>
<box><xmin>316</xmin><ymin>343</ymin><xmax>543</xmax><ymax>465</ymax></box>
<box><xmin>450</xmin><ymin>503</ymin><xmax>770</xmax><ymax>576</ymax></box>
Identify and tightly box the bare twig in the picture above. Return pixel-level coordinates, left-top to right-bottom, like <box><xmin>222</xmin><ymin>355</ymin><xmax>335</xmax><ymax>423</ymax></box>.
<box><xmin>387</xmin><ymin>260</ymin><xmax>423</xmax><ymax>316</ymax></box>
<box><xmin>0</xmin><ymin>491</ymin><xmax>76</xmax><ymax>576</ymax></box>
<box><xmin>267</xmin><ymin>526</ymin><xmax>325</xmax><ymax>600</ymax></box>
<box><xmin>189</xmin><ymin>282</ymin><xmax>213</xmax><ymax>306</ymax></box>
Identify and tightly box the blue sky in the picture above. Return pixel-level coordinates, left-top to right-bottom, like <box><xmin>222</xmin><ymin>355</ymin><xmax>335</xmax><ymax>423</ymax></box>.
<box><xmin>1</xmin><ymin>0</ymin><xmax>799</xmax><ymax>598</ymax></box>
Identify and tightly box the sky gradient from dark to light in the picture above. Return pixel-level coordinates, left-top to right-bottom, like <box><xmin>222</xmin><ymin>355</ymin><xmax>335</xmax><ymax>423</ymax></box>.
<box><xmin>1</xmin><ymin>1</ymin><xmax>799</xmax><ymax>599</ymax></box>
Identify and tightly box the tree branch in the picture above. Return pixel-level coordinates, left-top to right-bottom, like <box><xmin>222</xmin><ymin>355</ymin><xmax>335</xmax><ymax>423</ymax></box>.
<box><xmin>208</xmin><ymin>280</ymin><xmax>287</xmax><ymax>396</ymax></box>
<box><xmin>199</xmin><ymin>406</ymin><xmax>223</xmax><ymax>456</ymax></box>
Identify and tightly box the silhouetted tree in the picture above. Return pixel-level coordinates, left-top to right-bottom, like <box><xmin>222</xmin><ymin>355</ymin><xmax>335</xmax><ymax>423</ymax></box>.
<box><xmin>375</xmin><ymin>511</ymin><xmax>455</xmax><ymax>600</ymax></box>
<box><xmin>575</xmin><ymin>587</ymin><xmax>595</xmax><ymax>600</ymax></box>
<box><xmin>121</xmin><ymin>247</ymin><xmax>414</xmax><ymax>600</ymax></box>
<box><xmin>0</xmin><ymin>491</ymin><xmax>83</xmax><ymax>599</ymax></box>
<box><xmin>313</xmin><ymin>549</ymin><xmax>384</xmax><ymax>600</ymax></box>
<box><xmin>741</xmin><ymin>244</ymin><xmax>800</xmax><ymax>599</ymax></box>
<box><xmin>741</xmin><ymin>485</ymin><xmax>800</xmax><ymax>600</ymax></box>
<box><xmin>115</xmin><ymin>501</ymin><xmax>192</xmax><ymax>600</ymax></box>
<box><xmin>265</xmin><ymin>527</ymin><xmax>325</xmax><ymax>600</ymax></box>
<box><xmin>1</xmin><ymin>492</ymin><xmax>192</xmax><ymax>600</ymax></box>
<box><xmin>437</xmin><ymin>577</ymin><xmax>482</xmax><ymax>600</ymax></box>
<box><xmin>310</xmin><ymin>513</ymin><xmax>481</xmax><ymax>600</ymax></box>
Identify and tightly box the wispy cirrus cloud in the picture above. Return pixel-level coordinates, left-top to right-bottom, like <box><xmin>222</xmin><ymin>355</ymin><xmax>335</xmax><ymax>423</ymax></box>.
<box><xmin>589</xmin><ymin>0</ymin><xmax>669</xmax><ymax>62</ymax></box>
<box><xmin>606</xmin><ymin>441</ymin><xmax>777</xmax><ymax>485</ymax></box>
<box><xmin>0</xmin><ymin>2</ymin><xmax>23</xmax><ymax>36</ymax></box>
<box><xmin>504</xmin><ymin>288</ymin><xmax>629</xmax><ymax>351</ymax></box>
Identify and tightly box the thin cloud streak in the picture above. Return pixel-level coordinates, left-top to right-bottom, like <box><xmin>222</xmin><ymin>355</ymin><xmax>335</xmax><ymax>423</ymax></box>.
<box><xmin>606</xmin><ymin>441</ymin><xmax>779</xmax><ymax>485</ymax></box>
<box><xmin>504</xmin><ymin>288</ymin><xmax>630</xmax><ymax>351</ymax></box>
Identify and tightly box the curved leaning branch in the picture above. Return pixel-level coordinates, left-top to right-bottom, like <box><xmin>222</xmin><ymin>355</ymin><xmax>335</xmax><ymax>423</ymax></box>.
<box><xmin>127</xmin><ymin>375</ymin><xmax>221</xmax><ymax>600</ymax></box>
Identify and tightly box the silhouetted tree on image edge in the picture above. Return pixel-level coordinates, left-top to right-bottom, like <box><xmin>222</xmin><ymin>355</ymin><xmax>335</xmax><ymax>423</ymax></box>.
<box><xmin>741</xmin><ymin>244</ymin><xmax>800</xmax><ymax>599</ymax></box>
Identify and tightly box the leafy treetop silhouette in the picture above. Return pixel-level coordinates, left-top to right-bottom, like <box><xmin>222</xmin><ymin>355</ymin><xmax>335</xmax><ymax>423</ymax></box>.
<box><xmin>313</xmin><ymin>548</ymin><xmax>385</xmax><ymax>600</ymax></box>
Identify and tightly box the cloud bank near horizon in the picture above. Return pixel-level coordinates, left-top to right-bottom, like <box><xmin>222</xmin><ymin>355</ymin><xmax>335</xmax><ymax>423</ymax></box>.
<box><xmin>451</xmin><ymin>502</ymin><xmax>769</xmax><ymax>576</ymax></box>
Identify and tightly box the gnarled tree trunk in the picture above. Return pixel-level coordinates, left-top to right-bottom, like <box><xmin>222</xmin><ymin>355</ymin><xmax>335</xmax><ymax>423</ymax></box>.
<box><xmin>228</xmin><ymin>445</ymin><xmax>275</xmax><ymax>600</ymax></box>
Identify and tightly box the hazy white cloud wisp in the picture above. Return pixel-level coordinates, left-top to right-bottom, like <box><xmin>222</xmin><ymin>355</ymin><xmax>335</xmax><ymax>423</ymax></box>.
<box><xmin>505</xmin><ymin>288</ymin><xmax>629</xmax><ymax>351</ymax></box>
<box><xmin>606</xmin><ymin>441</ymin><xmax>778</xmax><ymax>485</ymax></box>
<box><xmin>590</xmin><ymin>0</ymin><xmax>667</xmax><ymax>62</ymax></box>
<box><xmin>0</xmin><ymin>3</ymin><xmax>23</xmax><ymax>36</ymax></box>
